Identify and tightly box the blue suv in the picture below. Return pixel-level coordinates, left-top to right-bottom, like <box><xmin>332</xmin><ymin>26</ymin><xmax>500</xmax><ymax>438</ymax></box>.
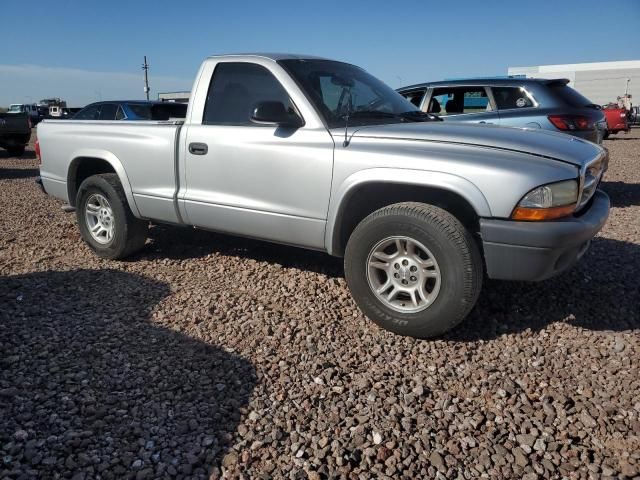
<box><xmin>398</xmin><ymin>78</ymin><xmax>607</xmax><ymax>144</ymax></box>
<box><xmin>72</xmin><ymin>101</ymin><xmax>187</xmax><ymax>121</ymax></box>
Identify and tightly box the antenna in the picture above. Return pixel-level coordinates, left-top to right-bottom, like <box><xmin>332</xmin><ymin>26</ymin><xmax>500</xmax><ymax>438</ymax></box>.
<box><xmin>142</xmin><ymin>56</ymin><xmax>150</xmax><ymax>100</ymax></box>
<box><xmin>343</xmin><ymin>88</ymin><xmax>353</xmax><ymax>148</ymax></box>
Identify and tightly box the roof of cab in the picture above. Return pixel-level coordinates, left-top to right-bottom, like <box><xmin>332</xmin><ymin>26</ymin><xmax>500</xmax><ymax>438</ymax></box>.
<box><xmin>207</xmin><ymin>53</ymin><xmax>330</xmax><ymax>61</ymax></box>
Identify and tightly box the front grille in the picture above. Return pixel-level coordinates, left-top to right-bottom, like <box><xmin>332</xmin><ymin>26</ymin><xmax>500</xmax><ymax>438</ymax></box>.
<box><xmin>577</xmin><ymin>152</ymin><xmax>606</xmax><ymax>211</ymax></box>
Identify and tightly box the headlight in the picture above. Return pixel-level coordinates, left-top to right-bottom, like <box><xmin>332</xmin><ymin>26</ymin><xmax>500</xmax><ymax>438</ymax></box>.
<box><xmin>511</xmin><ymin>180</ymin><xmax>578</xmax><ymax>221</ymax></box>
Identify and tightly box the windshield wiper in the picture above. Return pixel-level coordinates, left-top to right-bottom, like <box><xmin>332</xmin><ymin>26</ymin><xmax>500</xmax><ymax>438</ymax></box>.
<box><xmin>347</xmin><ymin>110</ymin><xmax>400</xmax><ymax>118</ymax></box>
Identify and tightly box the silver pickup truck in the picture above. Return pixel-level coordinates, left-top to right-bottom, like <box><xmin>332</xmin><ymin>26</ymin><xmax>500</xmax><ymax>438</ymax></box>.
<box><xmin>36</xmin><ymin>54</ymin><xmax>610</xmax><ymax>338</ymax></box>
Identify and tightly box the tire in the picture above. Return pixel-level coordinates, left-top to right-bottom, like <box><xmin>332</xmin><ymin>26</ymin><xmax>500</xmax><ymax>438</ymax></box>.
<box><xmin>76</xmin><ymin>173</ymin><xmax>148</xmax><ymax>259</ymax></box>
<box><xmin>7</xmin><ymin>146</ymin><xmax>25</xmax><ymax>157</ymax></box>
<box><xmin>344</xmin><ymin>202</ymin><xmax>482</xmax><ymax>338</ymax></box>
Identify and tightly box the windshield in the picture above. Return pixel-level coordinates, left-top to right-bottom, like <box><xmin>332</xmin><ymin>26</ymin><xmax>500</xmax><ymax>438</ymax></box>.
<box><xmin>8</xmin><ymin>105</ymin><xmax>22</xmax><ymax>112</ymax></box>
<box><xmin>279</xmin><ymin>59</ymin><xmax>420</xmax><ymax>128</ymax></box>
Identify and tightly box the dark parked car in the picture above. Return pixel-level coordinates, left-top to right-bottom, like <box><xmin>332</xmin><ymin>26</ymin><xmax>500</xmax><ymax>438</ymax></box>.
<box><xmin>398</xmin><ymin>78</ymin><xmax>607</xmax><ymax>144</ymax></box>
<box><xmin>73</xmin><ymin>101</ymin><xmax>187</xmax><ymax>121</ymax></box>
<box><xmin>0</xmin><ymin>112</ymin><xmax>30</xmax><ymax>156</ymax></box>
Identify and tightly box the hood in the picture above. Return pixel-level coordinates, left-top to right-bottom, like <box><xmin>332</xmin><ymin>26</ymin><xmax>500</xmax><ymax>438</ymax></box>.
<box><xmin>343</xmin><ymin>122</ymin><xmax>604</xmax><ymax>168</ymax></box>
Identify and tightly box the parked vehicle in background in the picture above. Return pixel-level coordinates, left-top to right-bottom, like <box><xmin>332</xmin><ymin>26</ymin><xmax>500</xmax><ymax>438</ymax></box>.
<box><xmin>37</xmin><ymin>54</ymin><xmax>610</xmax><ymax>338</ymax></box>
<box><xmin>601</xmin><ymin>104</ymin><xmax>630</xmax><ymax>138</ymax></box>
<box><xmin>630</xmin><ymin>106</ymin><xmax>640</xmax><ymax>126</ymax></box>
<box><xmin>398</xmin><ymin>78</ymin><xmax>607</xmax><ymax>144</ymax></box>
<box><xmin>64</xmin><ymin>108</ymin><xmax>82</xmax><ymax>118</ymax></box>
<box><xmin>48</xmin><ymin>106</ymin><xmax>63</xmax><ymax>118</ymax></box>
<box><xmin>0</xmin><ymin>112</ymin><xmax>30</xmax><ymax>156</ymax></box>
<box><xmin>7</xmin><ymin>103</ymin><xmax>41</xmax><ymax>124</ymax></box>
<box><xmin>73</xmin><ymin>101</ymin><xmax>187</xmax><ymax>121</ymax></box>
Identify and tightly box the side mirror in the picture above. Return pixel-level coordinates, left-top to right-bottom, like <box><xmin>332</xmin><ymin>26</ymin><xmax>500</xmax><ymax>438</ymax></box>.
<box><xmin>251</xmin><ymin>101</ymin><xmax>303</xmax><ymax>128</ymax></box>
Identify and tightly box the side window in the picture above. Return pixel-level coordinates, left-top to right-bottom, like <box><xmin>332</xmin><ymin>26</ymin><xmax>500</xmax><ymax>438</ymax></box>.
<box><xmin>74</xmin><ymin>104</ymin><xmax>101</xmax><ymax>120</ymax></box>
<box><xmin>203</xmin><ymin>62</ymin><xmax>293</xmax><ymax>125</ymax></box>
<box><xmin>431</xmin><ymin>87</ymin><xmax>491</xmax><ymax>115</ymax></box>
<box><xmin>492</xmin><ymin>87</ymin><xmax>535</xmax><ymax>110</ymax></box>
<box><xmin>99</xmin><ymin>103</ymin><xmax>118</xmax><ymax>120</ymax></box>
<box><xmin>401</xmin><ymin>89</ymin><xmax>426</xmax><ymax>108</ymax></box>
<box><xmin>115</xmin><ymin>105</ymin><xmax>126</xmax><ymax>120</ymax></box>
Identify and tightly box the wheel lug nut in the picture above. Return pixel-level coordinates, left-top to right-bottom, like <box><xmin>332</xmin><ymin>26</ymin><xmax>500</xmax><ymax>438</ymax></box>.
<box><xmin>410</xmin><ymin>276</ymin><xmax>417</xmax><ymax>281</ymax></box>
<box><xmin>410</xmin><ymin>266</ymin><xmax>417</xmax><ymax>272</ymax></box>
<box><xmin>402</xmin><ymin>279</ymin><xmax>408</xmax><ymax>285</ymax></box>
<box><xmin>402</xmin><ymin>260</ymin><xmax>408</xmax><ymax>266</ymax></box>
<box><xmin>394</xmin><ymin>263</ymin><xmax>400</xmax><ymax>269</ymax></box>
<box><xmin>394</xmin><ymin>273</ymin><xmax>399</xmax><ymax>278</ymax></box>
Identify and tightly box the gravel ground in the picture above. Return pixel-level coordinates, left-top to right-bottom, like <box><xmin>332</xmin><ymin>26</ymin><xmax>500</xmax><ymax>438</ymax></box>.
<box><xmin>1</xmin><ymin>130</ymin><xmax>639</xmax><ymax>479</ymax></box>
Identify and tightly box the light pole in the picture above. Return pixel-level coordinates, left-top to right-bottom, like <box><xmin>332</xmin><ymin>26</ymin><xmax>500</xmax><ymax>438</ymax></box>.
<box><xmin>142</xmin><ymin>56</ymin><xmax>150</xmax><ymax>101</ymax></box>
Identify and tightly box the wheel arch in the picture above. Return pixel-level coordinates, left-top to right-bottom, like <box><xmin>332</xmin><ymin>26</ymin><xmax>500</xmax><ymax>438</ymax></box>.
<box><xmin>326</xmin><ymin>169</ymin><xmax>492</xmax><ymax>256</ymax></box>
<box><xmin>67</xmin><ymin>150</ymin><xmax>140</xmax><ymax>217</ymax></box>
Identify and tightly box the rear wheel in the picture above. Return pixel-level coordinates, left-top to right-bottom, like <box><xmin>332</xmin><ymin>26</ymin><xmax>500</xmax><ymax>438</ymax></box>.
<box><xmin>76</xmin><ymin>173</ymin><xmax>148</xmax><ymax>259</ymax></box>
<box><xmin>344</xmin><ymin>202</ymin><xmax>482</xmax><ymax>338</ymax></box>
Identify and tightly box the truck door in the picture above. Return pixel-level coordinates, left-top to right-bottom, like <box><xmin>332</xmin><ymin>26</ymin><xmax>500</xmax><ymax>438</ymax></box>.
<box><xmin>182</xmin><ymin>61</ymin><xmax>334</xmax><ymax>250</ymax></box>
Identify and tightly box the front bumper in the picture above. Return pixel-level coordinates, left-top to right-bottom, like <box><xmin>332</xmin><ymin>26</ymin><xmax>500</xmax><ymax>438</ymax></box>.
<box><xmin>480</xmin><ymin>190</ymin><xmax>610</xmax><ymax>281</ymax></box>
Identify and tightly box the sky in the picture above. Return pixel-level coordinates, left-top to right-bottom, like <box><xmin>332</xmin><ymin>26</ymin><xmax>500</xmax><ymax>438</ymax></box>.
<box><xmin>1</xmin><ymin>0</ymin><xmax>639</xmax><ymax>107</ymax></box>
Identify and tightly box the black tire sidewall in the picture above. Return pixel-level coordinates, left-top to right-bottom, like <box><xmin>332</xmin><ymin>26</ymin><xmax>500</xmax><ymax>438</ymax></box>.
<box><xmin>76</xmin><ymin>176</ymin><xmax>131</xmax><ymax>259</ymax></box>
<box><xmin>345</xmin><ymin>209</ymin><xmax>479</xmax><ymax>338</ymax></box>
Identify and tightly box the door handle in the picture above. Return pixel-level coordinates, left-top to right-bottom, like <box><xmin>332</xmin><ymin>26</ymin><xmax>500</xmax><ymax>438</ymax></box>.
<box><xmin>478</xmin><ymin>121</ymin><xmax>493</xmax><ymax>124</ymax></box>
<box><xmin>189</xmin><ymin>142</ymin><xmax>208</xmax><ymax>155</ymax></box>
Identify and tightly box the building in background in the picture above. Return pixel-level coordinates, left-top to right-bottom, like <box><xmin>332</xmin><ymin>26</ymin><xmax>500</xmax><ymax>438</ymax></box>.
<box><xmin>157</xmin><ymin>91</ymin><xmax>190</xmax><ymax>103</ymax></box>
<box><xmin>508</xmin><ymin>60</ymin><xmax>639</xmax><ymax>106</ymax></box>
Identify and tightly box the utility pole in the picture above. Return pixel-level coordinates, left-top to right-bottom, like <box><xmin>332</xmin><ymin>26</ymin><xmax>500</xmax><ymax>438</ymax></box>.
<box><xmin>142</xmin><ymin>56</ymin><xmax>150</xmax><ymax>100</ymax></box>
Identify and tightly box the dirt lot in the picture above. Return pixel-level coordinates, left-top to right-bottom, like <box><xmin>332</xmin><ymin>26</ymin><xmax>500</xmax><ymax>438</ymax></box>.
<box><xmin>1</xmin><ymin>130</ymin><xmax>639</xmax><ymax>479</ymax></box>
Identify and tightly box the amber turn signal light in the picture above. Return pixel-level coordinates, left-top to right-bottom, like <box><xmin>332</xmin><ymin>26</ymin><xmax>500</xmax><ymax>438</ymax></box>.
<box><xmin>511</xmin><ymin>204</ymin><xmax>576</xmax><ymax>221</ymax></box>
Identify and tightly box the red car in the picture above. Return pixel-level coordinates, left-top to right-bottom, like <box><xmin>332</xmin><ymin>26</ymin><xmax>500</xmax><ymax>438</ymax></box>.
<box><xmin>602</xmin><ymin>104</ymin><xmax>630</xmax><ymax>138</ymax></box>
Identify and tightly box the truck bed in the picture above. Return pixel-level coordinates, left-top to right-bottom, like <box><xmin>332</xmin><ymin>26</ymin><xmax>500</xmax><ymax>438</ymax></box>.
<box><xmin>38</xmin><ymin>119</ymin><xmax>183</xmax><ymax>223</ymax></box>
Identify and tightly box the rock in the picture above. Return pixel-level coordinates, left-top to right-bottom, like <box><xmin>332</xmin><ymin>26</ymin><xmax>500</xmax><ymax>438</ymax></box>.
<box><xmin>513</xmin><ymin>447</ymin><xmax>528</xmax><ymax>467</ymax></box>
<box><xmin>429</xmin><ymin>451</ymin><xmax>446</xmax><ymax>471</ymax></box>
<box><xmin>373</xmin><ymin>432</ymin><xmax>383</xmax><ymax>445</ymax></box>
<box><xmin>222</xmin><ymin>452</ymin><xmax>237</xmax><ymax>468</ymax></box>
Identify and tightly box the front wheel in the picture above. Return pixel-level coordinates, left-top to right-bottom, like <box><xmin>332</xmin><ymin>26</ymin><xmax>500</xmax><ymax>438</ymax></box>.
<box><xmin>76</xmin><ymin>173</ymin><xmax>148</xmax><ymax>259</ymax></box>
<box><xmin>344</xmin><ymin>202</ymin><xmax>482</xmax><ymax>338</ymax></box>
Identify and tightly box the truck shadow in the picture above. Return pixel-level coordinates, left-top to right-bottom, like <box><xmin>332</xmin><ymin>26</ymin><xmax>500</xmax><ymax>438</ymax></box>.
<box><xmin>449</xmin><ymin>236</ymin><xmax>640</xmax><ymax>340</ymax></box>
<box><xmin>0</xmin><ymin>167</ymin><xmax>39</xmax><ymax>180</ymax></box>
<box><xmin>0</xmin><ymin>150</ymin><xmax>37</xmax><ymax>160</ymax></box>
<box><xmin>601</xmin><ymin>181</ymin><xmax>640</xmax><ymax>208</ymax></box>
<box><xmin>0</xmin><ymin>269</ymin><xmax>255</xmax><ymax>479</ymax></box>
<box><xmin>145</xmin><ymin>224</ymin><xmax>344</xmax><ymax>278</ymax></box>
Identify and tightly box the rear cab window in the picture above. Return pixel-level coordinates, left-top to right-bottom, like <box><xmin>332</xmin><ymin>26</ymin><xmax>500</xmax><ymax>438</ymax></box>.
<box><xmin>429</xmin><ymin>87</ymin><xmax>493</xmax><ymax>115</ymax></box>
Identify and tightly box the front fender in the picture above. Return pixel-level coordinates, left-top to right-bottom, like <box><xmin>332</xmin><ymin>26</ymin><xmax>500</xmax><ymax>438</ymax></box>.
<box><xmin>68</xmin><ymin>148</ymin><xmax>141</xmax><ymax>218</ymax></box>
<box><xmin>325</xmin><ymin>168</ymin><xmax>492</xmax><ymax>255</ymax></box>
